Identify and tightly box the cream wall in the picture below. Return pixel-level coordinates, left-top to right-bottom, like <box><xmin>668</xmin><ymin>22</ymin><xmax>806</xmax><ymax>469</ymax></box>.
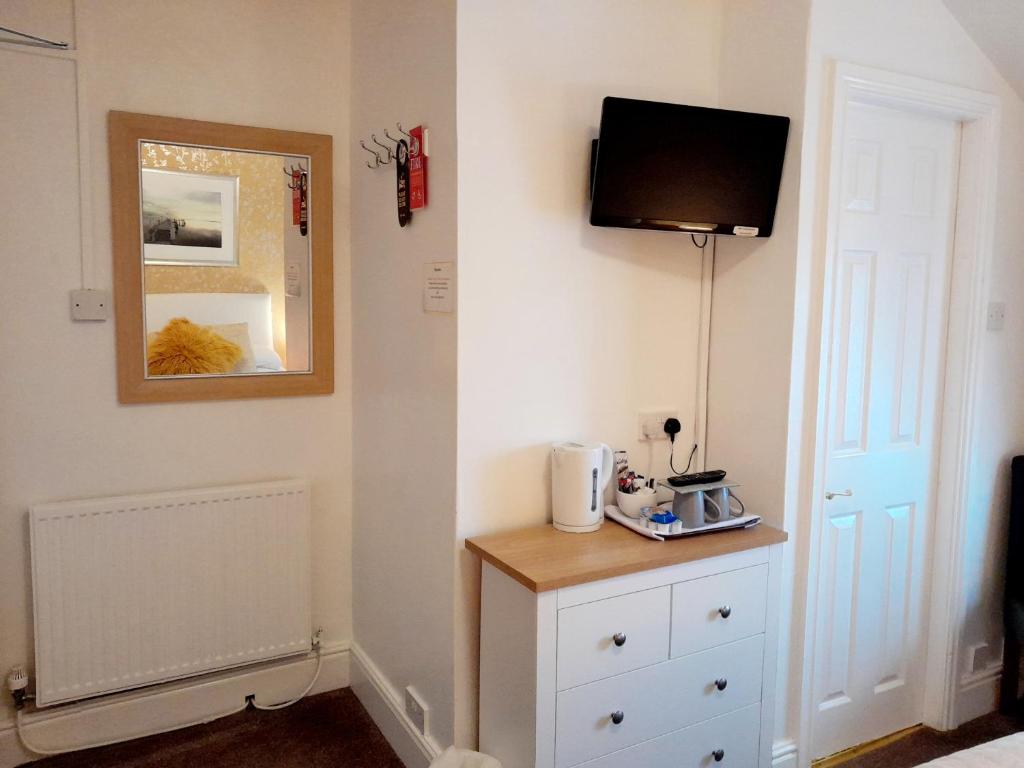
<box><xmin>350</xmin><ymin>0</ymin><xmax>458</xmax><ymax>756</ymax></box>
<box><xmin>709</xmin><ymin>1</ymin><xmax>809</xmax><ymax>538</ymax></box>
<box><xmin>710</xmin><ymin>1</ymin><xmax>811</xmax><ymax>754</ymax></box>
<box><xmin>453</xmin><ymin>0</ymin><xmax>1024</xmax><ymax>754</ymax></box>
<box><xmin>454</xmin><ymin>0</ymin><xmax>724</xmax><ymax>747</ymax></box>
<box><xmin>0</xmin><ymin>0</ymin><xmax>351</xmax><ymax>732</ymax></box>
<box><xmin>5</xmin><ymin>3</ymin><xmax>1021</xmax><ymax>765</ymax></box>
<box><xmin>789</xmin><ymin>0</ymin><xmax>1024</xmax><ymax>743</ymax></box>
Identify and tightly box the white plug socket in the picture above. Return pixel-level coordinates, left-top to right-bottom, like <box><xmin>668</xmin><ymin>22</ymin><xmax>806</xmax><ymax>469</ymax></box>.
<box><xmin>638</xmin><ymin>411</ymin><xmax>678</xmax><ymax>441</ymax></box>
<box><xmin>405</xmin><ymin>686</ymin><xmax>428</xmax><ymax>735</ymax></box>
<box><xmin>70</xmin><ymin>289</ymin><xmax>110</xmax><ymax>321</ymax></box>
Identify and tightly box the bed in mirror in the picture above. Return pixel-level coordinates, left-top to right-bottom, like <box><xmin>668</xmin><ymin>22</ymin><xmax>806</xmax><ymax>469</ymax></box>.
<box><xmin>109</xmin><ymin>112</ymin><xmax>333</xmax><ymax>403</ymax></box>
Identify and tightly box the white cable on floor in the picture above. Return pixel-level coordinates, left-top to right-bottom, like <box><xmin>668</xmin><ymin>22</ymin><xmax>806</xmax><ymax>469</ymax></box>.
<box><xmin>16</xmin><ymin>701</ymin><xmax>248</xmax><ymax>756</ymax></box>
<box><xmin>251</xmin><ymin>643</ymin><xmax>324</xmax><ymax>710</ymax></box>
<box><xmin>16</xmin><ymin>629</ymin><xmax>325</xmax><ymax>754</ymax></box>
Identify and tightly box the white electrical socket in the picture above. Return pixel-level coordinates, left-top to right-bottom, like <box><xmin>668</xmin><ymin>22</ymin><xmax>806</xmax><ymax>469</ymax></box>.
<box><xmin>638</xmin><ymin>411</ymin><xmax>678</xmax><ymax>441</ymax></box>
<box><xmin>405</xmin><ymin>686</ymin><xmax>428</xmax><ymax>735</ymax></box>
<box><xmin>70</xmin><ymin>289</ymin><xmax>111</xmax><ymax>321</ymax></box>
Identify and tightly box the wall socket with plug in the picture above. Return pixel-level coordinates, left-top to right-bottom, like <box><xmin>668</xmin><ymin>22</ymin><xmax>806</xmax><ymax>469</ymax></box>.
<box><xmin>405</xmin><ymin>685</ymin><xmax>429</xmax><ymax>735</ymax></box>
<box><xmin>638</xmin><ymin>411</ymin><xmax>678</xmax><ymax>441</ymax></box>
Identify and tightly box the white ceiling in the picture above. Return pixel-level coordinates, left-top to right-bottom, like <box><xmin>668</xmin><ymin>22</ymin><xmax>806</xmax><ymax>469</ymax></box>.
<box><xmin>943</xmin><ymin>0</ymin><xmax>1024</xmax><ymax>99</ymax></box>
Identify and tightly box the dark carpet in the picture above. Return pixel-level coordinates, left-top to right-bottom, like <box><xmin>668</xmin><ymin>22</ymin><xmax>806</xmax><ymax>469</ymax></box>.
<box><xmin>20</xmin><ymin>688</ymin><xmax>405</xmax><ymax>768</ymax></box>
<box><xmin>837</xmin><ymin>711</ymin><xmax>1021</xmax><ymax>767</ymax></box>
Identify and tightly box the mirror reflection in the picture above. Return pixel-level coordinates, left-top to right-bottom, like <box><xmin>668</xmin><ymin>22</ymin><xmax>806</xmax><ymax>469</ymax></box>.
<box><xmin>140</xmin><ymin>142</ymin><xmax>312</xmax><ymax>377</ymax></box>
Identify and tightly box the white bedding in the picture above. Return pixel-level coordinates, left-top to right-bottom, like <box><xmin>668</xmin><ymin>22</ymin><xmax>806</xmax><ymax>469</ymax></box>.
<box><xmin>919</xmin><ymin>732</ymin><xmax>1024</xmax><ymax>767</ymax></box>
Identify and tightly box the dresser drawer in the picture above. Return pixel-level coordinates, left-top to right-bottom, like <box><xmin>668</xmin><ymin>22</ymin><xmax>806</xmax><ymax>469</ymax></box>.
<box><xmin>555</xmin><ymin>634</ymin><xmax>764</xmax><ymax>767</ymax></box>
<box><xmin>557</xmin><ymin>586</ymin><xmax>670</xmax><ymax>690</ymax></box>
<box><xmin>671</xmin><ymin>563</ymin><xmax>768</xmax><ymax>658</ymax></box>
<box><xmin>576</xmin><ymin>703</ymin><xmax>761</xmax><ymax>768</ymax></box>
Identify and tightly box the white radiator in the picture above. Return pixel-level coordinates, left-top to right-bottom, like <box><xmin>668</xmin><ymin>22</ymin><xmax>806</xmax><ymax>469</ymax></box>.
<box><xmin>29</xmin><ymin>479</ymin><xmax>312</xmax><ymax>707</ymax></box>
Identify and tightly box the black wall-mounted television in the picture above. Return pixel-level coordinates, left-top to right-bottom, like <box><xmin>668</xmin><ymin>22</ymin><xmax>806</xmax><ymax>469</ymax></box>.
<box><xmin>589</xmin><ymin>97</ymin><xmax>790</xmax><ymax>237</ymax></box>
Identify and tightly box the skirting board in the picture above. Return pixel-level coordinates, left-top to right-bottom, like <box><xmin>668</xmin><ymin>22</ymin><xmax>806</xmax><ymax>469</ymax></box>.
<box><xmin>0</xmin><ymin>641</ymin><xmax>350</xmax><ymax>768</ymax></box>
<box><xmin>350</xmin><ymin>642</ymin><xmax>442</xmax><ymax>768</ymax></box>
<box><xmin>955</xmin><ymin>665</ymin><xmax>1002</xmax><ymax>727</ymax></box>
<box><xmin>773</xmin><ymin>738</ymin><xmax>799</xmax><ymax>768</ymax></box>
<box><xmin>353</xmin><ymin>637</ymin><xmax>793</xmax><ymax>768</ymax></box>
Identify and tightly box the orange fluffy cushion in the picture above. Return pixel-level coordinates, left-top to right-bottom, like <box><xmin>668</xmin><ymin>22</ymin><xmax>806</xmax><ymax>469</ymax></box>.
<box><xmin>147</xmin><ymin>318</ymin><xmax>243</xmax><ymax>376</ymax></box>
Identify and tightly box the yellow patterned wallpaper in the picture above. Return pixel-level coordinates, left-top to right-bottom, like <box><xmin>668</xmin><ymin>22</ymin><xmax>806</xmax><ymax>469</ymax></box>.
<box><xmin>141</xmin><ymin>143</ymin><xmax>286</xmax><ymax>360</ymax></box>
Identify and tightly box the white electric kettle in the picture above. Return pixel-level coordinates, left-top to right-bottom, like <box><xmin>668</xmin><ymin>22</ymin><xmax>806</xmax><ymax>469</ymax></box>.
<box><xmin>551</xmin><ymin>442</ymin><xmax>614</xmax><ymax>533</ymax></box>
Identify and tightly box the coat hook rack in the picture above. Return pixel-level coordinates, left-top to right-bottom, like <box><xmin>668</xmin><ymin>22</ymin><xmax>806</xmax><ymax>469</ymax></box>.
<box><xmin>359</xmin><ymin>140</ymin><xmax>382</xmax><ymax>168</ymax></box>
<box><xmin>371</xmin><ymin>134</ymin><xmax>393</xmax><ymax>163</ymax></box>
<box><xmin>282</xmin><ymin>163</ymin><xmax>307</xmax><ymax>187</ymax></box>
<box><xmin>360</xmin><ymin>122</ymin><xmax>429</xmax><ymax>228</ymax></box>
<box><xmin>0</xmin><ymin>24</ymin><xmax>69</xmax><ymax>50</ymax></box>
<box><xmin>360</xmin><ymin>123</ymin><xmax>422</xmax><ymax>173</ymax></box>
<box><xmin>283</xmin><ymin>164</ymin><xmax>309</xmax><ymax>236</ymax></box>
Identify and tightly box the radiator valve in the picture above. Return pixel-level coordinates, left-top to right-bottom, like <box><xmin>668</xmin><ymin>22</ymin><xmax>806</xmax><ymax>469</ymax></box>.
<box><xmin>7</xmin><ymin>666</ymin><xmax>28</xmax><ymax>709</ymax></box>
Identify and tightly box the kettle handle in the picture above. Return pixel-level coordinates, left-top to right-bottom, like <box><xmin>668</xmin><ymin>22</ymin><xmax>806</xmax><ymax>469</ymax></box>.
<box><xmin>598</xmin><ymin>444</ymin><xmax>614</xmax><ymax>491</ymax></box>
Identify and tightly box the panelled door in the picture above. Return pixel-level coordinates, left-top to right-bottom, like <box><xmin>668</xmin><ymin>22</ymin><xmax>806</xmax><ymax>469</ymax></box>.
<box><xmin>812</xmin><ymin>101</ymin><xmax>960</xmax><ymax>760</ymax></box>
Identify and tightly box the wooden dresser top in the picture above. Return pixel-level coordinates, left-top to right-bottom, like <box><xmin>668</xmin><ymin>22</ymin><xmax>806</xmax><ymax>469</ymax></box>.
<box><xmin>465</xmin><ymin>521</ymin><xmax>788</xmax><ymax>593</ymax></box>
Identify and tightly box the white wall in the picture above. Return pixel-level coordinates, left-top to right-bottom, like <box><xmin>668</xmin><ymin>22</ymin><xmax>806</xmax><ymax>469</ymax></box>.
<box><xmin>789</xmin><ymin>0</ymin><xmax>1024</xmax><ymax>739</ymax></box>
<box><xmin>349</xmin><ymin>0</ymin><xmax>459</xmax><ymax>753</ymax></box>
<box><xmin>454</xmin><ymin>0</ymin><xmax>725</xmax><ymax>746</ymax></box>
<box><xmin>0</xmin><ymin>0</ymin><xmax>351</xmax><ymax>731</ymax></box>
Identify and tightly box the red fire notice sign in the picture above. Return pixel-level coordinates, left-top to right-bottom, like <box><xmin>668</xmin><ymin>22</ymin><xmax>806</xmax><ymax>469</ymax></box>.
<box><xmin>409</xmin><ymin>126</ymin><xmax>428</xmax><ymax>210</ymax></box>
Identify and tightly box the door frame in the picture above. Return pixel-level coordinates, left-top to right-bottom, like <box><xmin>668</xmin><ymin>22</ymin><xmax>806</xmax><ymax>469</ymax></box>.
<box><xmin>798</xmin><ymin>62</ymin><xmax>1000</xmax><ymax>764</ymax></box>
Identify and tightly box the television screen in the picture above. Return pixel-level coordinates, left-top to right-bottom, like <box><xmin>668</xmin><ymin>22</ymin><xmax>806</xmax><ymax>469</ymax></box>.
<box><xmin>589</xmin><ymin>97</ymin><xmax>790</xmax><ymax>237</ymax></box>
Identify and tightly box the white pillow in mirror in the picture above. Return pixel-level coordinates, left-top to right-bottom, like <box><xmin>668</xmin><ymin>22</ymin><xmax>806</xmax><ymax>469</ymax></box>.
<box><xmin>251</xmin><ymin>345</ymin><xmax>284</xmax><ymax>372</ymax></box>
<box><xmin>205</xmin><ymin>323</ymin><xmax>257</xmax><ymax>374</ymax></box>
<box><xmin>146</xmin><ymin>321</ymin><xmax>258</xmax><ymax>374</ymax></box>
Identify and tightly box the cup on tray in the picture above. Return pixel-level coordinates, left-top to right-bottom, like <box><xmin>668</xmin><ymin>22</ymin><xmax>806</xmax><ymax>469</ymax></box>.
<box><xmin>616</xmin><ymin>487</ymin><xmax>659</xmax><ymax>519</ymax></box>
<box><xmin>672</xmin><ymin>489</ymin><xmax>723</xmax><ymax>529</ymax></box>
<box><xmin>704</xmin><ymin>486</ymin><xmax>743</xmax><ymax>522</ymax></box>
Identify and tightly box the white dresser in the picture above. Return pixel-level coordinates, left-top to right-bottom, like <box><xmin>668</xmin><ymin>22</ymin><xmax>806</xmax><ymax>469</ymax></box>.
<box><xmin>467</xmin><ymin>522</ymin><xmax>787</xmax><ymax>768</ymax></box>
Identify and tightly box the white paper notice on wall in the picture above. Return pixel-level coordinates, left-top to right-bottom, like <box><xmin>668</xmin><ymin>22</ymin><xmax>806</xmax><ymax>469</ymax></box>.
<box><xmin>423</xmin><ymin>261</ymin><xmax>455</xmax><ymax>313</ymax></box>
<box><xmin>286</xmin><ymin>261</ymin><xmax>302</xmax><ymax>298</ymax></box>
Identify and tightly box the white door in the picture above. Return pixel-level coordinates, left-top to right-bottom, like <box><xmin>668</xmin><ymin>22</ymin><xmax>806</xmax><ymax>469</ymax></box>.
<box><xmin>812</xmin><ymin>102</ymin><xmax>960</xmax><ymax>760</ymax></box>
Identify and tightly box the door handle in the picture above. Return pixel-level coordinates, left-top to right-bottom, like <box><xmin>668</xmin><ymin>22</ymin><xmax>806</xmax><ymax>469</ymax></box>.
<box><xmin>825</xmin><ymin>489</ymin><xmax>853</xmax><ymax>500</ymax></box>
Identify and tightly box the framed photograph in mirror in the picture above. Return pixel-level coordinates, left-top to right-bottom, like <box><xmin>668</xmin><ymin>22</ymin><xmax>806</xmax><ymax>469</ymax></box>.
<box><xmin>109</xmin><ymin>111</ymin><xmax>334</xmax><ymax>403</ymax></box>
<box><xmin>141</xmin><ymin>168</ymin><xmax>239</xmax><ymax>267</ymax></box>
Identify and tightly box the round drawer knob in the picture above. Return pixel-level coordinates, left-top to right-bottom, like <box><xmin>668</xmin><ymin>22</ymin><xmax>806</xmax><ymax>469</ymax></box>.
<box><xmin>612</xmin><ymin>632</ymin><xmax>627</xmax><ymax>647</ymax></box>
<box><xmin>718</xmin><ymin>605</ymin><xmax>732</xmax><ymax>619</ymax></box>
<box><xmin>712</xmin><ymin>748</ymin><xmax>725</xmax><ymax>762</ymax></box>
<box><xmin>610</xmin><ymin>710</ymin><xmax>625</xmax><ymax>725</ymax></box>
<box><xmin>714</xmin><ymin>678</ymin><xmax>728</xmax><ymax>691</ymax></box>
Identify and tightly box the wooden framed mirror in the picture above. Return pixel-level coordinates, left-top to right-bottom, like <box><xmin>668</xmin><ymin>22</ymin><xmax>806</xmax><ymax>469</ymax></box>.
<box><xmin>109</xmin><ymin>111</ymin><xmax>333</xmax><ymax>403</ymax></box>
